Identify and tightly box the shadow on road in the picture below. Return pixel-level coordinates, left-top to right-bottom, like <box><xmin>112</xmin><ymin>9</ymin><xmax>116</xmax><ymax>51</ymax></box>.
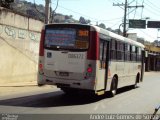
<box><xmin>0</xmin><ymin>85</ymin><xmax>137</xmax><ymax>108</ymax></box>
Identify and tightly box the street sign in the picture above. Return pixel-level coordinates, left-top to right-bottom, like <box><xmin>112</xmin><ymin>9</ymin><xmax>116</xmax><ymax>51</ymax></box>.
<box><xmin>147</xmin><ymin>21</ymin><xmax>160</xmax><ymax>28</ymax></box>
<box><xmin>129</xmin><ymin>19</ymin><xmax>146</xmax><ymax>29</ymax></box>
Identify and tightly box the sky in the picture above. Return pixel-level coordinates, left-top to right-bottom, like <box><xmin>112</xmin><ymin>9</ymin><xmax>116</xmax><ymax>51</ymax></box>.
<box><xmin>26</xmin><ymin>0</ymin><xmax>160</xmax><ymax>42</ymax></box>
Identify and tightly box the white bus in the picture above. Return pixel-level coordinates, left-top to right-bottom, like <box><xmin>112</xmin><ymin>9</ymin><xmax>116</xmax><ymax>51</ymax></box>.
<box><xmin>38</xmin><ymin>24</ymin><xmax>145</xmax><ymax>96</ymax></box>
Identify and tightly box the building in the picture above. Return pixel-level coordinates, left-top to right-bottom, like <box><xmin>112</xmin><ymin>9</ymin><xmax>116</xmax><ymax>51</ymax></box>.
<box><xmin>145</xmin><ymin>45</ymin><xmax>160</xmax><ymax>71</ymax></box>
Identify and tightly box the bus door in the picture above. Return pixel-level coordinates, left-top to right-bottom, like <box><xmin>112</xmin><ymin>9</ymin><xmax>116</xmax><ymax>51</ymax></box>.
<box><xmin>96</xmin><ymin>38</ymin><xmax>110</xmax><ymax>94</ymax></box>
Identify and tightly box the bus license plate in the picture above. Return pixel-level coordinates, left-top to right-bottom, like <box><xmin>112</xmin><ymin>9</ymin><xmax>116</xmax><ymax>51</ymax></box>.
<box><xmin>59</xmin><ymin>72</ymin><xmax>69</xmax><ymax>76</ymax></box>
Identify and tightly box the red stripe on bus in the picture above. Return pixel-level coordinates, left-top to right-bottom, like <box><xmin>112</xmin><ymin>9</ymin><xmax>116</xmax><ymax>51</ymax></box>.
<box><xmin>39</xmin><ymin>29</ymin><xmax>45</xmax><ymax>56</ymax></box>
<box><xmin>87</xmin><ymin>31</ymin><xmax>99</xmax><ymax>60</ymax></box>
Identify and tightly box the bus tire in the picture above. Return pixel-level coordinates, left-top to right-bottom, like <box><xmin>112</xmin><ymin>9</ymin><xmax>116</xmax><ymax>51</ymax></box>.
<box><xmin>110</xmin><ymin>76</ymin><xmax>117</xmax><ymax>97</ymax></box>
<box><xmin>133</xmin><ymin>73</ymin><xmax>140</xmax><ymax>89</ymax></box>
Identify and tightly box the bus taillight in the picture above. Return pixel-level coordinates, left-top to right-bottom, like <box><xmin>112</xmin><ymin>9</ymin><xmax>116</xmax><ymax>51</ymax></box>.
<box><xmin>84</xmin><ymin>65</ymin><xmax>93</xmax><ymax>79</ymax></box>
<box><xmin>39</xmin><ymin>63</ymin><xmax>43</xmax><ymax>70</ymax></box>
<box><xmin>87</xmin><ymin>67</ymin><xmax>92</xmax><ymax>73</ymax></box>
<box><xmin>39</xmin><ymin>29</ymin><xmax>45</xmax><ymax>56</ymax></box>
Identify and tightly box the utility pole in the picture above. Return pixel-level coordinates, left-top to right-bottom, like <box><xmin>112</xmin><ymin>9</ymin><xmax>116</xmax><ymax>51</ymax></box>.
<box><xmin>45</xmin><ymin>0</ymin><xmax>51</xmax><ymax>24</ymax></box>
<box><xmin>123</xmin><ymin>0</ymin><xmax>127</xmax><ymax>37</ymax></box>
<box><xmin>113</xmin><ymin>0</ymin><xmax>144</xmax><ymax>37</ymax></box>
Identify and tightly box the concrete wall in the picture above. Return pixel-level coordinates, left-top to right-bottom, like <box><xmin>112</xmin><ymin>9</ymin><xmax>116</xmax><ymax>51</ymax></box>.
<box><xmin>0</xmin><ymin>7</ymin><xmax>44</xmax><ymax>83</ymax></box>
<box><xmin>0</xmin><ymin>38</ymin><xmax>37</xmax><ymax>83</ymax></box>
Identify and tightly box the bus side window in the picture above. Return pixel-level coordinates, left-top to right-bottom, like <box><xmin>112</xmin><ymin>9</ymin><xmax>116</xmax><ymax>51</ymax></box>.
<box><xmin>110</xmin><ymin>39</ymin><xmax>116</xmax><ymax>60</ymax></box>
<box><xmin>100</xmin><ymin>40</ymin><xmax>104</xmax><ymax>68</ymax></box>
<box><xmin>100</xmin><ymin>41</ymin><xmax>104</xmax><ymax>60</ymax></box>
<box><xmin>136</xmin><ymin>47</ymin><xmax>138</xmax><ymax>61</ymax></box>
<box><xmin>137</xmin><ymin>47</ymin><xmax>142</xmax><ymax>61</ymax></box>
<box><xmin>103</xmin><ymin>42</ymin><xmax>107</xmax><ymax>62</ymax></box>
<box><xmin>131</xmin><ymin>45</ymin><xmax>136</xmax><ymax>61</ymax></box>
<box><xmin>117</xmin><ymin>41</ymin><xmax>124</xmax><ymax>61</ymax></box>
<box><xmin>124</xmin><ymin>43</ymin><xmax>130</xmax><ymax>61</ymax></box>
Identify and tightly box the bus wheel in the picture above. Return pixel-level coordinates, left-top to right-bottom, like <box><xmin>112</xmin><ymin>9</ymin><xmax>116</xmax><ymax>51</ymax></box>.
<box><xmin>110</xmin><ymin>77</ymin><xmax>117</xmax><ymax>97</ymax></box>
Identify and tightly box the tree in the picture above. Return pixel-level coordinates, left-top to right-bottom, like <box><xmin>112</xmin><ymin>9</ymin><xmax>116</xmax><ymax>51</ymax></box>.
<box><xmin>106</xmin><ymin>27</ymin><xmax>112</xmax><ymax>31</ymax></box>
<box><xmin>98</xmin><ymin>23</ymin><xmax>106</xmax><ymax>29</ymax></box>
<box><xmin>65</xmin><ymin>15</ymin><xmax>73</xmax><ymax>19</ymax></box>
<box><xmin>79</xmin><ymin>16</ymin><xmax>91</xmax><ymax>24</ymax></box>
<box><xmin>79</xmin><ymin>16</ymin><xmax>86</xmax><ymax>24</ymax></box>
<box><xmin>86</xmin><ymin>19</ymin><xmax>91</xmax><ymax>24</ymax></box>
<box><xmin>0</xmin><ymin>0</ymin><xmax>14</xmax><ymax>9</ymax></box>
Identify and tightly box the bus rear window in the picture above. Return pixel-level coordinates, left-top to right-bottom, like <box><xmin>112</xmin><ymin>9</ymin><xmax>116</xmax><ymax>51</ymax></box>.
<box><xmin>44</xmin><ymin>28</ymin><xmax>89</xmax><ymax>50</ymax></box>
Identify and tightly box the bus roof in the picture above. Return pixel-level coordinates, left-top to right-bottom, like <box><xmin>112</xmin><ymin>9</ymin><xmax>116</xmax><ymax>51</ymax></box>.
<box><xmin>90</xmin><ymin>25</ymin><xmax>145</xmax><ymax>48</ymax></box>
<box><xmin>44</xmin><ymin>23</ymin><xmax>145</xmax><ymax>49</ymax></box>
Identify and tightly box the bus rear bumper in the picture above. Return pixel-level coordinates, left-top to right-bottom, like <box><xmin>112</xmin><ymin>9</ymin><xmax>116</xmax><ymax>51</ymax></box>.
<box><xmin>37</xmin><ymin>74</ymin><xmax>95</xmax><ymax>90</ymax></box>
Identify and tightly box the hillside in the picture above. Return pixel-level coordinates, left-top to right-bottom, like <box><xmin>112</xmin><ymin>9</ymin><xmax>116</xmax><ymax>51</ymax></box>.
<box><xmin>11</xmin><ymin>0</ymin><xmax>78</xmax><ymax>23</ymax></box>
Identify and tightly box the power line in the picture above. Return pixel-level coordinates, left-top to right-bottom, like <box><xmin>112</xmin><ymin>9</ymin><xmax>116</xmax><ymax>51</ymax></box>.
<box><xmin>143</xmin><ymin>4</ymin><xmax>160</xmax><ymax>16</ymax></box>
<box><xmin>129</xmin><ymin>0</ymin><xmax>136</xmax><ymax>5</ymax></box>
<box><xmin>94</xmin><ymin>17</ymin><xmax>123</xmax><ymax>22</ymax></box>
<box><xmin>51</xmin><ymin>2</ymin><xmax>99</xmax><ymax>21</ymax></box>
<box><xmin>109</xmin><ymin>19</ymin><xmax>122</xmax><ymax>28</ymax></box>
<box><xmin>113</xmin><ymin>0</ymin><xmax>144</xmax><ymax>37</ymax></box>
<box><xmin>143</xmin><ymin>1</ymin><xmax>160</xmax><ymax>15</ymax></box>
<box><xmin>127</xmin><ymin>8</ymin><xmax>137</xmax><ymax>16</ymax></box>
<box><xmin>144</xmin><ymin>2</ymin><xmax>160</xmax><ymax>13</ymax></box>
<box><xmin>133</xmin><ymin>0</ymin><xmax>138</xmax><ymax>19</ymax></box>
<box><xmin>51</xmin><ymin>0</ymin><xmax>59</xmax><ymax>22</ymax></box>
<box><xmin>34</xmin><ymin>0</ymin><xmax>45</xmax><ymax>17</ymax></box>
<box><xmin>139</xmin><ymin>29</ymin><xmax>156</xmax><ymax>40</ymax></box>
<box><xmin>52</xmin><ymin>0</ymin><xmax>59</xmax><ymax>12</ymax></box>
<box><xmin>51</xmin><ymin>1</ymin><xmax>124</xmax><ymax>27</ymax></box>
<box><xmin>141</xmin><ymin>0</ymin><xmax>144</xmax><ymax>18</ymax></box>
<box><xmin>145</xmin><ymin>0</ymin><xmax>160</xmax><ymax>11</ymax></box>
<box><xmin>113</xmin><ymin>0</ymin><xmax>122</xmax><ymax>4</ymax></box>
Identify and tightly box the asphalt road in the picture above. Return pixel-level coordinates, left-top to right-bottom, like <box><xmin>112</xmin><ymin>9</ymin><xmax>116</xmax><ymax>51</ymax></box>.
<box><xmin>0</xmin><ymin>72</ymin><xmax>160</xmax><ymax>118</ymax></box>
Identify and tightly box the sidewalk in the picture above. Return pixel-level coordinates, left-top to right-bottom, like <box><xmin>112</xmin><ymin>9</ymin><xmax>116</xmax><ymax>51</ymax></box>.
<box><xmin>0</xmin><ymin>79</ymin><xmax>54</xmax><ymax>97</ymax></box>
<box><xmin>144</xmin><ymin>71</ymin><xmax>160</xmax><ymax>76</ymax></box>
<box><xmin>0</xmin><ymin>80</ymin><xmax>37</xmax><ymax>87</ymax></box>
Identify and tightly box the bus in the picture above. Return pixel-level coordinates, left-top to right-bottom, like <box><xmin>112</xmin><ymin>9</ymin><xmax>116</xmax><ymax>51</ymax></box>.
<box><xmin>38</xmin><ymin>23</ymin><xmax>145</xmax><ymax>96</ymax></box>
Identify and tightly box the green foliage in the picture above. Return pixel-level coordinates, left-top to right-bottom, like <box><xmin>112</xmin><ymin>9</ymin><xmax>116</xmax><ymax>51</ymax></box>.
<box><xmin>10</xmin><ymin>0</ymin><xmax>45</xmax><ymax>21</ymax></box>
<box><xmin>0</xmin><ymin>0</ymin><xmax>14</xmax><ymax>9</ymax></box>
<box><xmin>9</xmin><ymin>0</ymin><xmax>78</xmax><ymax>23</ymax></box>
<box><xmin>98</xmin><ymin>23</ymin><xmax>106</xmax><ymax>29</ymax></box>
<box><xmin>79</xmin><ymin>16</ymin><xmax>91</xmax><ymax>24</ymax></box>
